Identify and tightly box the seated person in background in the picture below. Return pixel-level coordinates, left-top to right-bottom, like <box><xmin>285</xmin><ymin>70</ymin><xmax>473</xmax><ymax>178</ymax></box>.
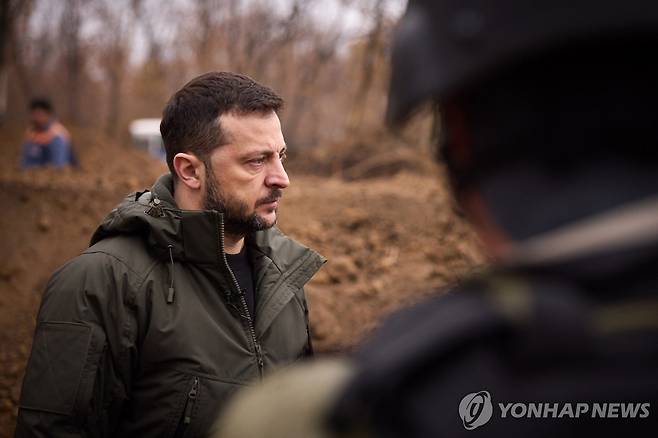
<box><xmin>20</xmin><ymin>97</ymin><xmax>75</xmax><ymax>168</ymax></box>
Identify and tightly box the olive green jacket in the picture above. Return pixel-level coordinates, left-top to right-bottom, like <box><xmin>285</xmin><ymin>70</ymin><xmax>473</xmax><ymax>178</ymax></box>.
<box><xmin>16</xmin><ymin>174</ymin><xmax>326</xmax><ymax>438</ymax></box>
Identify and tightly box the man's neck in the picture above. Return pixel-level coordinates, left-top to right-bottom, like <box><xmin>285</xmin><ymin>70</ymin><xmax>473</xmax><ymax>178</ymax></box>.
<box><xmin>171</xmin><ymin>179</ymin><xmax>246</xmax><ymax>254</ymax></box>
<box><xmin>173</xmin><ymin>179</ymin><xmax>203</xmax><ymax>211</ymax></box>
<box><xmin>224</xmin><ymin>233</ymin><xmax>245</xmax><ymax>254</ymax></box>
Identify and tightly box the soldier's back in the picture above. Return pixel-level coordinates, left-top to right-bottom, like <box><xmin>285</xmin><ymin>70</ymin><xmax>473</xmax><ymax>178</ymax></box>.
<box><xmin>330</xmin><ymin>253</ymin><xmax>658</xmax><ymax>437</ymax></box>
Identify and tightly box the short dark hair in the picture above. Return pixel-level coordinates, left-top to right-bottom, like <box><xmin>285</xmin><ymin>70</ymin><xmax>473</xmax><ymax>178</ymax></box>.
<box><xmin>160</xmin><ymin>72</ymin><xmax>284</xmax><ymax>176</ymax></box>
<box><xmin>29</xmin><ymin>97</ymin><xmax>53</xmax><ymax>113</ymax></box>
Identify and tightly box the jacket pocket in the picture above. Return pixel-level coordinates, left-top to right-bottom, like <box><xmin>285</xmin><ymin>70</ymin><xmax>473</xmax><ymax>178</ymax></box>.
<box><xmin>19</xmin><ymin>321</ymin><xmax>106</xmax><ymax>416</ymax></box>
<box><xmin>170</xmin><ymin>375</ymin><xmax>200</xmax><ymax>438</ymax></box>
<box><xmin>165</xmin><ymin>371</ymin><xmax>248</xmax><ymax>438</ymax></box>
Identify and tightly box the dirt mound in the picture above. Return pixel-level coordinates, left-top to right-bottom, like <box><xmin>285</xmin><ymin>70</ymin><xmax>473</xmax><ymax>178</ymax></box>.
<box><xmin>288</xmin><ymin>128</ymin><xmax>438</xmax><ymax>181</ymax></box>
<box><xmin>0</xmin><ymin>132</ymin><xmax>484</xmax><ymax>435</ymax></box>
<box><xmin>280</xmin><ymin>172</ymin><xmax>484</xmax><ymax>351</ymax></box>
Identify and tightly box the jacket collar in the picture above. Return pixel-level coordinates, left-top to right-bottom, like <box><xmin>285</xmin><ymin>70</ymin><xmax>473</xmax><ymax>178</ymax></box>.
<box><xmin>91</xmin><ymin>173</ymin><xmax>326</xmax><ymax>279</ymax></box>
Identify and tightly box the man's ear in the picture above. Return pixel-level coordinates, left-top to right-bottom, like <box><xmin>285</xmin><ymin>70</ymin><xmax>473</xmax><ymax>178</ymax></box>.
<box><xmin>173</xmin><ymin>152</ymin><xmax>204</xmax><ymax>191</ymax></box>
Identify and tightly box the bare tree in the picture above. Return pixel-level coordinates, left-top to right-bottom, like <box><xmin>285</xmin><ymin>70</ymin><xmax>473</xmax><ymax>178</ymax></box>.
<box><xmin>224</xmin><ymin>0</ymin><xmax>243</xmax><ymax>70</ymax></box>
<box><xmin>191</xmin><ymin>0</ymin><xmax>225</xmax><ymax>72</ymax></box>
<box><xmin>129</xmin><ymin>0</ymin><xmax>181</xmax><ymax>117</ymax></box>
<box><xmin>0</xmin><ymin>0</ymin><xmax>12</xmax><ymax>120</ymax></box>
<box><xmin>1</xmin><ymin>0</ymin><xmax>406</xmax><ymax>152</ymax></box>
<box><xmin>346</xmin><ymin>0</ymin><xmax>386</xmax><ymax>133</ymax></box>
<box><xmin>59</xmin><ymin>0</ymin><xmax>87</xmax><ymax>123</ymax></box>
<box><xmin>93</xmin><ymin>0</ymin><xmax>134</xmax><ymax>137</ymax></box>
<box><xmin>0</xmin><ymin>0</ymin><xmax>33</xmax><ymax>122</ymax></box>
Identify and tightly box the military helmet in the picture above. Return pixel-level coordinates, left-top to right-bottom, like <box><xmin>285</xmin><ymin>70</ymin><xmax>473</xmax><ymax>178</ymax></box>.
<box><xmin>387</xmin><ymin>0</ymin><xmax>658</xmax><ymax>125</ymax></box>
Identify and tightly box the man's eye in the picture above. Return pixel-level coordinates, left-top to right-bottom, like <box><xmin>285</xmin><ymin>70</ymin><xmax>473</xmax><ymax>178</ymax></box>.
<box><xmin>250</xmin><ymin>158</ymin><xmax>265</xmax><ymax>166</ymax></box>
<box><xmin>279</xmin><ymin>153</ymin><xmax>287</xmax><ymax>162</ymax></box>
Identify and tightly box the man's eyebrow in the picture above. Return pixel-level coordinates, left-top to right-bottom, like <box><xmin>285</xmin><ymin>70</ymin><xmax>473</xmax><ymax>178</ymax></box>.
<box><xmin>241</xmin><ymin>146</ymin><xmax>287</xmax><ymax>159</ymax></box>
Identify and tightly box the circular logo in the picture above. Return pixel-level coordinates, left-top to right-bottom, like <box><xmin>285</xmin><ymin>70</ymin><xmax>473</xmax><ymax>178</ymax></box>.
<box><xmin>459</xmin><ymin>391</ymin><xmax>493</xmax><ymax>430</ymax></box>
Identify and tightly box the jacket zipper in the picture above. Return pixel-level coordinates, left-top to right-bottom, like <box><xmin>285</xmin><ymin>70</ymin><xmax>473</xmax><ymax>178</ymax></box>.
<box><xmin>218</xmin><ymin>217</ymin><xmax>264</xmax><ymax>378</ymax></box>
<box><xmin>183</xmin><ymin>377</ymin><xmax>199</xmax><ymax>425</ymax></box>
<box><xmin>238</xmin><ymin>292</ymin><xmax>264</xmax><ymax>374</ymax></box>
<box><xmin>174</xmin><ymin>376</ymin><xmax>199</xmax><ymax>438</ymax></box>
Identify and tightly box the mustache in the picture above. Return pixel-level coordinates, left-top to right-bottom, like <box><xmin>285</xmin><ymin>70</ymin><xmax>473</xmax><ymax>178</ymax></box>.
<box><xmin>256</xmin><ymin>189</ymin><xmax>283</xmax><ymax>206</ymax></box>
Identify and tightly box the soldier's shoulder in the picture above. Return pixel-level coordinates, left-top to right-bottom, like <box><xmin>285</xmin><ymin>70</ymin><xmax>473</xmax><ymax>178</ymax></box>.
<box><xmin>355</xmin><ymin>275</ymin><xmax>510</xmax><ymax>363</ymax></box>
<box><xmin>80</xmin><ymin>234</ymin><xmax>158</xmax><ymax>278</ymax></box>
<box><xmin>46</xmin><ymin>235</ymin><xmax>158</xmax><ymax>293</ymax></box>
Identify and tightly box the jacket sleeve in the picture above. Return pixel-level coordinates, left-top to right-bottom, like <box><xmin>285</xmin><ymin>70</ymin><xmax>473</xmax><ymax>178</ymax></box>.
<box><xmin>15</xmin><ymin>252</ymin><xmax>140</xmax><ymax>438</ymax></box>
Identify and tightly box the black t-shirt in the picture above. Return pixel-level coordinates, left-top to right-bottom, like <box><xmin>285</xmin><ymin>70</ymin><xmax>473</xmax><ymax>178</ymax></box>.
<box><xmin>226</xmin><ymin>245</ymin><xmax>256</xmax><ymax>319</ymax></box>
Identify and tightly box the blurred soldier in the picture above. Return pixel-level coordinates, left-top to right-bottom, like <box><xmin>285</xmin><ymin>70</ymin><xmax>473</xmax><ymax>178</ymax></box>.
<box><xmin>20</xmin><ymin>97</ymin><xmax>76</xmax><ymax>168</ymax></box>
<box><xmin>15</xmin><ymin>72</ymin><xmax>325</xmax><ymax>437</ymax></box>
<box><xmin>215</xmin><ymin>1</ymin><xmax>658</xmax><ymax>437</ymax></box>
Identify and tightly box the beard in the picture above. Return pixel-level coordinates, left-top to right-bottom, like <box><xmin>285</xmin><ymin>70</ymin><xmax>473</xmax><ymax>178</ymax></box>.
<box><xmin>203</xmin><ymin>165</ymin><xmax>281</xmax><ymax>236</ymax></box>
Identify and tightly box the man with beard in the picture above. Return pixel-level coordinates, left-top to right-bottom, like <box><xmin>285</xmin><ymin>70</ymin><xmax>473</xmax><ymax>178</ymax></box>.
<box><xmin>15</xmin><ymin>72</ymin><xmax>326</xmax><ymax>438</ymax></box>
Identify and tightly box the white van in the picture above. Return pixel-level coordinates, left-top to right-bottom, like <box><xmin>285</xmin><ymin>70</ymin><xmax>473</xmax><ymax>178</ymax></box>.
<box><xmin>129</xmin><ymin>118</ymin><xmax>164</xmax><ymax>159</ymax></box>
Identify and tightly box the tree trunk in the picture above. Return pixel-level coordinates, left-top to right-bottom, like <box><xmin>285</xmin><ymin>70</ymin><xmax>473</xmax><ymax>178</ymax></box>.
<box><xmin>105</xmin><ymin>68</ymin><xmax>121</xmax><ymax>137</ymax></box>
<box><xmin>347</xmin><ymin>0</ymin><xmax>385</xmax><ymax>134</ymax></box>
<box><xmin>0</xmin><ymin>0</ymin><xmax>12</xmax><ymax>122</ymax></box>
<box><xmin>62</xmin><ymin>0</ymin><xmax>83</xmax><ymax>124</ymax></box>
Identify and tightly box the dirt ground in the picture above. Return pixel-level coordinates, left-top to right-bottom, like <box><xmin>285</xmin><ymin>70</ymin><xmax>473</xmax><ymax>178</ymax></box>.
<box><xmin>0</xmin><ymin>132</ymin><xmax>484</xmax><ymax>436</ymax></box>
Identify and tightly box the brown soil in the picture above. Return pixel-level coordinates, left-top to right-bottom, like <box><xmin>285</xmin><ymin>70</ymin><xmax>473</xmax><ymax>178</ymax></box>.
<box><xmin>0</xmin><ymin>131</ymin><xmax>484</xmax><ymax>436</ymax></box>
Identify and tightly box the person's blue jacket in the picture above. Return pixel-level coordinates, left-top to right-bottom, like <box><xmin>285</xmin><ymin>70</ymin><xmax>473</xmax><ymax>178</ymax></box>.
<box><xmin>21</xmin><ymin>120</ymin><xmax>74</xmax><ymax>167</ymax></box>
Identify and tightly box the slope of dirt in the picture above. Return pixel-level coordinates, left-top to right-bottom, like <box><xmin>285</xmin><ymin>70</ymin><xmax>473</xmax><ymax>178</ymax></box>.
<box><xmin>0</xmin><ymin>133</ymin><xmax>484</xmax><ymax>435</ymax></box>
<box><xmin>280</xmin><ymin>172</ymin><xmax>484</xmax><ymax>351</ymax></box>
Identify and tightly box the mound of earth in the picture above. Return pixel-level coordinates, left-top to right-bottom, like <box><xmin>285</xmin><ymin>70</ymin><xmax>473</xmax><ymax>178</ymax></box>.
<box><xmin>287</xmin><ymin>126</ymin><xmax>439</xmax><ymax>181</ymax></box>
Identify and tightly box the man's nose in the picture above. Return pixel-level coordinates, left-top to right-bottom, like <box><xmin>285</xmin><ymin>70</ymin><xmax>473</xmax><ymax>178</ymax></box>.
<box><xmin>265</xmin><ymin>158</ymin><xmax>290</xmax><ymax>189</ymax></box>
